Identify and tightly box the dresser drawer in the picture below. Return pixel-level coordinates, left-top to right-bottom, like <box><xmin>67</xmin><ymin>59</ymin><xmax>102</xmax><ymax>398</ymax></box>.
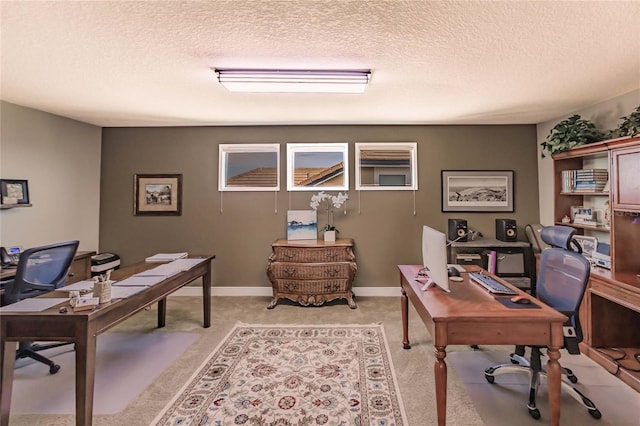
<box><xmin>268</xmin><ymin>262</ymin><xmax>355</xmax><ymax>280</ymax></box>
<box><xmin>271</xmin><ymin>246</ymin><xmax>355</xmax><ymax>263</ymax></box>
<box><xmin>272</xmin><ymin>279</ymin><xmax>353</xmax><ymax>295</ymax></box>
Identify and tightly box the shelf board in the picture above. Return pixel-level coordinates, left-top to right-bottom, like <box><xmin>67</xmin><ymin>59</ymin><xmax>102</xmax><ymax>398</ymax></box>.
<box><xmin>553</xmin><ymin>222</ymin><xmax>610</xmax><ymax>232</ymax></box>
<box><xmin>559</xmin><ymin>192</ymin><xmax>609</xmax><ymax>196</ymax></box>
<box><xmin>0</xmin><ymin>203</ymin><xmax>32</xmax><ymax>209</ymax></box>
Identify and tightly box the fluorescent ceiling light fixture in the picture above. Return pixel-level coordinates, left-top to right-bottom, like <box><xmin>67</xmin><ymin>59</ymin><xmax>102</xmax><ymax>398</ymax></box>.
<box><xmin>215</xmin><ymin>69</ymin><xmax>371</xmax><ymax>93</ymax></box>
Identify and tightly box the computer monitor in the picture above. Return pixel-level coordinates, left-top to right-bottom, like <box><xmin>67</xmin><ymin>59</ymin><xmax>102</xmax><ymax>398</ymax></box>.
<box><xmin>421</xmin><ymin>225</ymin><xmax>450</xmax><ymax>292</ymax></box>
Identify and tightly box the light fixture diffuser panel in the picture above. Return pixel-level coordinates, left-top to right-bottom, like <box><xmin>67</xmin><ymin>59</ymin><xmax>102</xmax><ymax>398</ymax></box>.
<box><xmin>216</xmin><ymin>69</ymin><xmax>370</xmax><ymax>93</ymax></box>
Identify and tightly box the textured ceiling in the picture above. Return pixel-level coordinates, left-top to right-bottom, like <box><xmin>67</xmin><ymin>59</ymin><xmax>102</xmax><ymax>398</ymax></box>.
<box><xmin>1</xmin><ymin>1</ymin><xmax>639</xmax><ymax>127</ymax></box>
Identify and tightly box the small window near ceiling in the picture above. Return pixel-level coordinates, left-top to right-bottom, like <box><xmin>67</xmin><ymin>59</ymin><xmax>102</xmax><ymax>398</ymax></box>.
<box><xmin>355</xmin><ymin>142</ymin><xmax>417</xmax><ymax>190</ymax></box>
<box><xmin>218</xmin><ymin>144</ymin><xmax>280</xmax><ymax>191</ymax></box>
<box><xmin>286</xmin><ymin>143</ymin><xmax>349</xmax><ymax>191</ymax></box>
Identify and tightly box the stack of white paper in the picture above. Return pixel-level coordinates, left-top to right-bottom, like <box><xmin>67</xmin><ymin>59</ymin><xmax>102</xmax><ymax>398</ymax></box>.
<box><xmin>145</xmin><ymin>252</ymin><xmax>188</xmax><ymax>263</ymax></box>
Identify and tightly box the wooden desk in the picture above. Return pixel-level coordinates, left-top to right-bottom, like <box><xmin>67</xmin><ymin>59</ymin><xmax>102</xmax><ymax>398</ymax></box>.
<box><xmin>0</xmin><ymin>254</ymin><xmax>215</xmax><ymax>426</ymax></box>
<box><xmin>398</xmin><ymin>264</ymin><xmax>567</xmax><ymax>426</ymax></box>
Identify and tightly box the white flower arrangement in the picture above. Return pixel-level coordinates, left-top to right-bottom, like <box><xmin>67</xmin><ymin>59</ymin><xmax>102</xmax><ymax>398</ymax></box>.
<box><xmin>310</xmin><ymin>191</ymin><xmax>348</xmax><ymax>232</ymax></box>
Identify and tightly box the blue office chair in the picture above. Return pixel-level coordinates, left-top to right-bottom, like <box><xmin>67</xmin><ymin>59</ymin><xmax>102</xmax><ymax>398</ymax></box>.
<box><xmin>3</xmin><ymin>240</ymin><xmax>79</xmax><ymax>374</ymax></box>
<box><xmin>483</xmin><ymin>226</ymin><xmax>601</xmax><ymax>420</ymax></box>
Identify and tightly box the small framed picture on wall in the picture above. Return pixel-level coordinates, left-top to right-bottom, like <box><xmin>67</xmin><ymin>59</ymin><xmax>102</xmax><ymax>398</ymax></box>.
<box><xmin>0</xmin><ymin>179</ymin><xmax>30</xmax><ymax>205</ymax></box>
<box><xmin>134</xmin><ymin>174</ymin><xmax>182</xmax><ymax>216</ymax></box>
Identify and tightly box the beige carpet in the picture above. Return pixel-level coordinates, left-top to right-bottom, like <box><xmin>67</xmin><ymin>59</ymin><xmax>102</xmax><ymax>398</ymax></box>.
<box><xmin>5</xmin><ymin>297</ymin><xmax>485</xmax><ymax>426</ymax></box>
<box><xmin>11</xmin><ymin>332</ymin><xmax>199</xmax><ymax>414</ymax></box>
<box><xmin>153</xmin><ymin>323</ymin><xmax>407</xmax><ymax>425</ymax></box>
<box><xmin>447</xmin><ymin>349</ymin><xmax>640</xmax><ymax>426</ymax></box>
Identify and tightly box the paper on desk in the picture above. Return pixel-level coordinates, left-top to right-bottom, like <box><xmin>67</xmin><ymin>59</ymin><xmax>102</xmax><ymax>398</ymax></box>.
<box><xmin>114</xmin><ymin>275</ymin><xmax>165</xmax><ymax>287</ymax></box>
<box><xmin>133</xmin><ymin>267</ymin><xmax>180</xmax><ymax>278</ymax></box>
<box><xmin>155</xmin><ymin>258</ymin><xmax>203</xmax><ymax>272</ymax></box>
<box><xmin>0</xmin><ymin>298</ymin><xmax>68</xmax><ymax>312</ymax></box>
<box><xmin>59</xmin><ymin>280</ymin><xmax>95</xmax><ymax>291</ymax></box>
<box><xmin>110</xmin><ymin>286</ymin><xmax>147</xmax><ymax>299</ymax></box>
<box><xmin>145</xmin><ymin>252</ymin><xmax>188</xmax><ymax>262</ymax></box>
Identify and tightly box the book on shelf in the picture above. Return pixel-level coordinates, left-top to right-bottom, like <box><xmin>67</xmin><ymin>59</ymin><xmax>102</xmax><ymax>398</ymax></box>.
<box><xmin>485</xmin><ymin>250</ymin><xmax>497</xmax><ymax>274</ymax></box>
<box><xmin>145</xmin><ymin>252</ymin><xmax>188</xmax><ymax>262</ymax></box>
<box><xmin>561</xmin><ymin>169</ymin><xmax>609</xmax><ymax>193</ymax></box>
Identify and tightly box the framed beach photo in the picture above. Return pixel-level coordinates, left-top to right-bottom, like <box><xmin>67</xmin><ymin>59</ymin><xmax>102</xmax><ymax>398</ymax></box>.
<box><xmin>287</xmin><ymin>210</ymin><xmax>317</xmax><ymax>241</ymax></box>
<box><xmin>134</xmin><ymin>174</ymin><xmax>182</xmax><ymax>216</ymax></box>
<box><xmin>441</xmin><ymin>170</ymin><xmax>514</xmax><ymax>212</ymax></box>
<box><xmin>0</xmin><ymin>179</ymin><xmax>30</xmax><ymax>205</ymax></box>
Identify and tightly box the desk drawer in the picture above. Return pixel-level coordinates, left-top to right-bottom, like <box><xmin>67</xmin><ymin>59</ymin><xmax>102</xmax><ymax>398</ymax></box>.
<box><xmin>66</xmin><ymin>255</ymin><xmax>92</xmax><ymax>284</ymax></box>
<box><xmin>268</xmin><ymin>262</ymin><xmax>355</xmax><ymax>280</ymax></box>
<box><xmin>271</xmin><ymin>246</ymin><xmax>354</xmax><ymax>263</ymax></box>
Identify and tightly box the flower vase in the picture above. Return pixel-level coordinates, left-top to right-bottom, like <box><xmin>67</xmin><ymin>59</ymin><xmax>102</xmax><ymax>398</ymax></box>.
<box><xmin>324</xmin><ymin>230</ymin><xmax>336</xmax><ymax>243</ymax></box>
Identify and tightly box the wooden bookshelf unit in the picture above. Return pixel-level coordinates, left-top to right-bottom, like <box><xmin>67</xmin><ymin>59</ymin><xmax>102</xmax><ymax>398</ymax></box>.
<box><xmin>553</xmin><ymin>135</ymin><xmax>640</xmax><ymax>392</ymax></box>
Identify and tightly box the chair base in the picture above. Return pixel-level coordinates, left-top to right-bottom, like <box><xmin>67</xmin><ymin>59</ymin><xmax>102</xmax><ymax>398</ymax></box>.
<box><xmin>15</xmin><ymin>341</ymin><xmax>71</xmax><ymax>374</ymax></box>
<box><xmin>484</xmin><ymin>350</ymin><xmax>601</xmax><ymax>420</ymax></box>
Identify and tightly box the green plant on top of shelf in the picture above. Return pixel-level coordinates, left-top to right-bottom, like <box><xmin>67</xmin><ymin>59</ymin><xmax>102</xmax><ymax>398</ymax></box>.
<box><xmin>607</xmin><ymin>105</ymin><xmax>640</xmax><ymax>139</ymax></box>
<box><xmin>541</xmin><ymin>115</ymin><xmax>604</xmax><ymax>158</ymax></box>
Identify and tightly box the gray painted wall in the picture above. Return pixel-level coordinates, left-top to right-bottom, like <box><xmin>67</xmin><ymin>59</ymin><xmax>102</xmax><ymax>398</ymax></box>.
<box><xmin>100</xmin><ymin>125</ymin><xmax>539</xmax><ymax>288</ymax></box>
<box><xmin>0</xmin><ymin>101</ymin><xmax>101</xmax><ymax>251</ymax></box>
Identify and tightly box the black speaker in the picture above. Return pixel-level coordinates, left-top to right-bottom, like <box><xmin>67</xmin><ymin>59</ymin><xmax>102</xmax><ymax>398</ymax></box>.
<box><xmin>496</xmin><ymin>218</ymin><xmax>517</xmax><ymax>242</ymax></box>
<box><xmin>448</xmin><ymin>219</ymin><xmax>468</xmax><ymax>242</ymax></box>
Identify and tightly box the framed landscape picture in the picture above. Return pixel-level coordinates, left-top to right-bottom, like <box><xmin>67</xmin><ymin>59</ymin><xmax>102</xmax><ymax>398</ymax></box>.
<box><xmin>441</xmin><ymin>170</ymin><xmax>514</xmax><ymax>212</ymax></box>
<box><xmin>134</xmin><ymin>174</ymin><xmax>182</xmax><ymax>216</ymax></box>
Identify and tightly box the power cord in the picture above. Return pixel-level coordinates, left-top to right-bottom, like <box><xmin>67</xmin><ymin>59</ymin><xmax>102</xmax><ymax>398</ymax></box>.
<box><xmin>595</xmin><ymin>347</ymin><xmax>640</xmax><ymax>374</ymax></box>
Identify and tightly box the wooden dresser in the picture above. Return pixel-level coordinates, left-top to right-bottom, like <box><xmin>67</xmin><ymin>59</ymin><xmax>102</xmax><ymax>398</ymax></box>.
<box><xmin>266</xmin><ymin>238</ymin><xmax>357</xmax><ymax>309</ymax></box>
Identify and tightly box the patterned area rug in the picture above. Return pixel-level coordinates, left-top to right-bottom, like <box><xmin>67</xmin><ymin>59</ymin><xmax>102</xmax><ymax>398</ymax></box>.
<box><xmin>152</xmin><ymin>323</ymin><xmax>407</xmax><ymax>425</ymax></box>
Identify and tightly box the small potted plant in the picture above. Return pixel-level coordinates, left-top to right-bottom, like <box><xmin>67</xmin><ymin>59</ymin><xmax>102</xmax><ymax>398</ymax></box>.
<box><xmin>310</xmin><ymin>191</ymin><xmax>348</xmax><ymax>243</ymax></box>
<box><xmin>540</xmin><ymin>114</ymin><xmax>604</xmax><ymax>158</ymax></box>
<box><xmin>607</xmin><ymin>105</ymin><xmax>640</xmax><ymax>139</ymax></box>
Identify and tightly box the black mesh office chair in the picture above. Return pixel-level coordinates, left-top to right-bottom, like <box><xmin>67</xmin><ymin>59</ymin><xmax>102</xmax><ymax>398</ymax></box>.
<box><xmin>483</xmin><ymin>226</ymin><xmax>601</xmax><ymax>420</ymax></box>
<box><xmin>3</xmin><ymin>240</ymin><xmax>79</xmax><ymax>374</ymax></box>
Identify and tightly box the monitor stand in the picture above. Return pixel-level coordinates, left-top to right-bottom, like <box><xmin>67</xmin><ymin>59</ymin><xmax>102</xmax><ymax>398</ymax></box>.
<box><xmin>421</xmin><ymin>278</ymin><xmax>436</xmax><ymax>291</ymax></box>
<box><xmin>420</xmin><ymin>276</ymin><xmax>451</xmax><ymax>292</ymax></box>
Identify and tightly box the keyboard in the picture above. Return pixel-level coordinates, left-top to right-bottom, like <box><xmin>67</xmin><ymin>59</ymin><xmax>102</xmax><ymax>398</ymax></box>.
<box><xmin>469</xmin><ymin>272</ymin><xmax>517</xmax><ymax>295</ymax></box>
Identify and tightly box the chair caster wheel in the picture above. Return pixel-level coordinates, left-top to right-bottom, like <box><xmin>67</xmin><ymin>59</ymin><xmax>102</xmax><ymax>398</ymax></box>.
<box><xmin>49</xmin><ymin>364</ymin><xmax>60</xmax><ymax>374</ymax></box>
<box><xmin>567</xmin><ymin>374</ymin><xmax>578</xmax><ymax>383</ymax></box>
<box><xmin>589</xmin><ymin>409</ymin><xmax>602</xmax><ymax>419</ymax></box>
<box><xmin>484</xmin><ymin>374</ymin><xmax>495</xmax><ymax>384</ymax></box>
<box><xmin>528</xmin><ymin>408</ymin><xmax>541</xmax><ymax>419</ymax></box>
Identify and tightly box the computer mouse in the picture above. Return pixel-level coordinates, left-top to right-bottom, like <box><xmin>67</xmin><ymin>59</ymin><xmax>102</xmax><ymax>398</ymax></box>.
<box><xmin>449</xmin><ymin>276</ymin><xmax>464</xmax><ymax>282</ymax></box>
<box><xmin>510</xmin><ymin>295</ymin><xmax>531</xmax><ymax>305</ymax></box>
<box><xmin>447</xmin><ymin>266</ymin><xmax>460</xmax><ymax>277</ymax></box>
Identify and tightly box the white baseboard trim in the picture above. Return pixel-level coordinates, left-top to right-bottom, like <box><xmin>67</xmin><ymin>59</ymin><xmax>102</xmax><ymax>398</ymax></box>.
<box><xmin>172</xmin><ymin>286</ymin><xmax>400</xmax><ymax>297</ymax></box>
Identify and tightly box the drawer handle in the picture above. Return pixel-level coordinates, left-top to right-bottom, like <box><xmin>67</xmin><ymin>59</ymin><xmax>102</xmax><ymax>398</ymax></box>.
<box><xmin>325</xmin><ymin>252</ymin><xmax>339</xmax><ymax>259</ymax></box>
<box><xmin>283</xmin><ymin>267</ymin><xmax>296</xmax><ymax>276</ymax></box>
<box><xmin>284</xmin><ymin>252</ymin><xmax>297</xmax><ymax>259</ymax></box>
<box><xmin>68</xmin><ymin>272</ymin><xmax>75</xmax><ymax>277</ymax></box>
<box><xmin>326</xmin><ymin>268</ymin><xmax>340</xmax><ymax>277</ymax></box>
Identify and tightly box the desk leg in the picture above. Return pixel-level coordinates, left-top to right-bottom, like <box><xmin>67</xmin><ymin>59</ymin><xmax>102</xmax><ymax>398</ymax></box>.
<box><xmin>1</xmin><ymin>340</ymin><xmax>17</xmax><ymax>426</ymax></box>
<box><xmin>546</xmin><ymin>346</ymin><xmax>562</xmax><ymax>426</ymax></box>
<box><xmin>76</xmin><ymin>327</ymin><xmax>97</xmax><ymax>426</ymax></box>
<box><xmin>401</xmin><ymin>287</ymin><xmax>410</xmax><ymax>349</ymax></box>
<box><xmin>202</xmin><ymin>267</ymin><xmax>212</xmax><ymax>328</ymax></box>
<box><xmin>157</xmin><ymin>297</ymin><xmax>167</xmax><ymax>328</ymax></box>
<box><xmin>434</xmin><ymin>345</ymin><xmax>447</xmax><ymax>426</ymax></box>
